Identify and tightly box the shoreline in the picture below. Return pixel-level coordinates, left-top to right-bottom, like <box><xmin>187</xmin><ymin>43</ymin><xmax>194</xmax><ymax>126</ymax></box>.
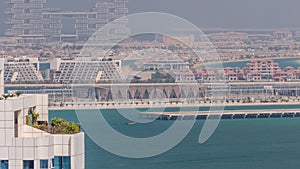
<box><xmin>49</xmin><ymin>101</ymin><xmax>300</xmax><ymax>111</ymax></box>
<box><xmin>205</xmin><ymin>56</ymin><xmax>299</xmax><ymax>66</ymax></box>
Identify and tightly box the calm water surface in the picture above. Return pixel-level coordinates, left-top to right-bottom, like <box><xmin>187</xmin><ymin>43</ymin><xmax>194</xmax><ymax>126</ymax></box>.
<box><xmin>49</xmin><ymin>106</ymin><xmax>300</xmax><ymax>169</ymax></box>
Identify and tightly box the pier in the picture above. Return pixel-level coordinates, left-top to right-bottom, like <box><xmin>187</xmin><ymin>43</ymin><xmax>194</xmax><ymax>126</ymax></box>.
<box><xmin>139</xmin><ymin>109</ymin><xmax>300</xmax><ymax>121</ymax></box>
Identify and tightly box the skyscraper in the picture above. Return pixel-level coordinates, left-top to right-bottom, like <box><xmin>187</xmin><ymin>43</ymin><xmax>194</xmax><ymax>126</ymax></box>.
<box><xmin>4</xmin><ymin>0</ymin><xmax>128</xmax><ymax>42</ymax></box>
<box><xmin>4</xmin><ymin>0</ymin><xmax>46</xmax><ymax>37</ymax></box>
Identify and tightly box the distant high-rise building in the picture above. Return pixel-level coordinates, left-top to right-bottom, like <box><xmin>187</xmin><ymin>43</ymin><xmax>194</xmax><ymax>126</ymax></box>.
<box><xmin>4</xmin><ymin>0</ymin><xmax>128</xmax><ymax>42</ymax></box>
<box><xmin>294</xmin><ymin>31</ymin><xmax>300</xmax><ymax>39</ymax></box>
<box><xmin>273</xmin><ymin>31</ymin><xmax>293</xmax><ymax>39</ymax></box>
<box><xmin>4</xmin><ymin>0</ymin><xmax>46</xmax><ymax>37</ymax></box>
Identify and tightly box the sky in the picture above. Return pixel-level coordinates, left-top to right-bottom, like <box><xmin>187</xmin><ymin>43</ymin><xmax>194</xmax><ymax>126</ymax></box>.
<box><xmin>1</xmin><ymin>0</ymin><xmax>300</xmax><ymax>36</ymax></box>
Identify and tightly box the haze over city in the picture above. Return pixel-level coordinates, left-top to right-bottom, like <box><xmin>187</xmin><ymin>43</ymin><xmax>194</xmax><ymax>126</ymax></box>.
<box><xmin>3</xmin><ymin>0</ymin><xmax>300</xmax><ymax>169</ymax></box>
<box><xmin>1</xmin><ymin>0</ymin><xmax>300</xmax><ymax>36</ymax></box>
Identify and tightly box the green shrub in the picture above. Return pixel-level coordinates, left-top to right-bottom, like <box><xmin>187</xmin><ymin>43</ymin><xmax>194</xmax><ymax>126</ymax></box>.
<box><xmin>50</xmin><ymin>118</ymin><xmax>80</xmax><ymax>134</ymax></box>
<box><xmin>67</xmin><ymin>122</ymin><xmax>80</xmax><ymax>134</ymax></box>
<box><xmin>51</xmin><ymin>118</ymin><xmax>67</xmax><ymax>127</ymax></box>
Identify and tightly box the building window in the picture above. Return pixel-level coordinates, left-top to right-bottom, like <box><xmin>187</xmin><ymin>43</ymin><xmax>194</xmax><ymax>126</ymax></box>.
<box><xmin>0</xmin><ymin>160</ymin><xmax>8</xmax><ymax>169</ymax></box>
<box><xmin>51</xmin><ymin>159</ymin><xmax>54</xmax><ymax>169</ymax></box>
<box><xmin>88</xmin><ymin>14</ymin><xmax>97</xmax><ymax>18</ymax></box>
<box><xmin>24</xmin><ymin>19</ymin><xmax>30</xmax><ymax>24</ymax></box>
<box><xmin>23</xmin><ymin>160</ymin><xmax>34</xmax><ymax>169</ymax></box>
<box><xmin>53</xmin><ymin>156</ymin><xmax>71</xmax><ymax>169</ymax></box>
<box><xmin>24</xmin><ymin>29</ymin><xmax>30</xmax><ymax>35</ymax></box>
<box><xmin>109</xmin><ymin>8</ymin><xmax>116</xmax><ymax>13</ymax></box>
<box><xmin>40</xmin><ymin>160</ymin><xmax>48</xmax><ymax>169</ymax></box>
<box><xmin>43</xmin><ymin>14</ymin><xmax>50</xmax><ymax>19</ymax></box>
<box><xmin>43</xmin><ymin>24</ymin><xmax>50</xmax><ymax>29</ymax></box>
<box><xmin>24</xmin><ymin>0</ymin><xmax>30</xmax><ymax>3</ymax></box>
<box><xmin>88</xmin><ymin>24</ymin><xmax>96</xmax><ymax>29</ymax></box>
<box><xmin>24</xmin><ymin>9</ymin><xmax>30</xmax><ymax>14</ymax></box>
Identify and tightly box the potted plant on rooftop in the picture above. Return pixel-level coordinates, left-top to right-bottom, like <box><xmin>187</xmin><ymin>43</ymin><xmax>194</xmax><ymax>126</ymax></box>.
<box><xmin>26</xmin><ymin>115</ymin><xmax>31</xmax><ymax>125</ymax></box>
<box><xmin>32</xmin><ymin>112</ymin><xmax>40</xmax><ymax>125</ymax></box>
<box><xmin>50</xmin><ymin>118</ymin><xmax>80</xmax><ymax>134</ymax></box>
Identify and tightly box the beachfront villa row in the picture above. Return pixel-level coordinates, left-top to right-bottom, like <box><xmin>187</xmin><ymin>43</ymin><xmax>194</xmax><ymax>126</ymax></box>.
<box><xmin>4</xmin><ymin>56</ymin><xmax>300</xmax><ymax>84</ymax></box>
<box><xmin>195</xmin><ymin>59</ymin><xmax>300</xmax><ymax>82</ymax></box>
<box><xmin>207</xmin><ymin>31</ymin><xmax>295</xmax><ymax>41</ymax></box>
<box><xmin>174</xmin><ymin>70</ymin><xmax>195</xmax><ymax>82</ymax></box>
<box><xmin>0</xmin><ymin>94</ymin><xmax>85</xmax><ymax>169</ymax></box>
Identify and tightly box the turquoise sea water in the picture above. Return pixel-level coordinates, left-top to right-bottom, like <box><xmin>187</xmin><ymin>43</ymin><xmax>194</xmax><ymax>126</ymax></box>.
<box><xmin>50</xmin><ymin>105</ymin><xmax>300</xmax><ymax>169</ymax></box>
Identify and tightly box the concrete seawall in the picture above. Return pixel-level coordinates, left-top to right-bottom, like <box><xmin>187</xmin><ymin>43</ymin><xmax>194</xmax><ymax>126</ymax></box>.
<box><xmin>49</xmin><ymin>101</ymin><xmax>300</xmax><ymax>111</ymax></box>
<box><xmin>139</xmin><ymin>109</ymin><xmax>300</xmax><ymax>120</ymax></box>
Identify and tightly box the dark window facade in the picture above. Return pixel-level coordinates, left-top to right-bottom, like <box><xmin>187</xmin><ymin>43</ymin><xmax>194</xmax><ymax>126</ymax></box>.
<box><xmin>24</xmin><ymin>9</ymin><xmax>30</xmax><ymax>14</ymax></box>
<box><xmin>53</xmin><ymin>156</ymin><xmax>71</xmax><ymax>169</ymax></box>
<box><xmin>40</xmin><ymin>160</ymin><xmax>48</xmax><ymax>169</ymax></box>
<box><xmin>0</xmin><ymin>160</ymin><xmax>8</xmax><ymax>169</ymax></box>
<box><xmin>23</xmin><ymin>160</ymin><xmax>34</xmax><ymax>169</ymax></box>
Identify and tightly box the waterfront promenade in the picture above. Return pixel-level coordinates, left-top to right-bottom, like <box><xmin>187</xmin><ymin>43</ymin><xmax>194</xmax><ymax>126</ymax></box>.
<box><xmin>139</xmin><ymin>109</ymin><xmax>300</xmax><ymax>120</ymax></box>
<box><xmin>49</xmin><ymin>101</ymin><xmax>300</xmax><ymax>110</ymax></box>
<box><xmin>48</xmin><ymin>101</ymin><xmax>300</xmax><ymax>121</ymax></box>
<box><xmin>6</xmin><ymin>81</ymin><xmax>300</xmax><ymax>88</ymax></box>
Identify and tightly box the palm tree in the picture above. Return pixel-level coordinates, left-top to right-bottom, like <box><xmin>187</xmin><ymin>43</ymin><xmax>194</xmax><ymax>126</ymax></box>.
<box><xmin>15</xmin><ymin>91</ymin><xmax>22</xmax><ymax>97</ymax></box>
<box><xmin>2</xmin><ymin>94</ymin><xmax>9</xmax><ymax>100</ymax></box>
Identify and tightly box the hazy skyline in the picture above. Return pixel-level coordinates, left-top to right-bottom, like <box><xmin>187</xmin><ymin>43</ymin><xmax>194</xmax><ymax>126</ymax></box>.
<box><xmin>1</xmin><ymin>0</ymin><xmax>300</xmax><ymax>36</ymax></box>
